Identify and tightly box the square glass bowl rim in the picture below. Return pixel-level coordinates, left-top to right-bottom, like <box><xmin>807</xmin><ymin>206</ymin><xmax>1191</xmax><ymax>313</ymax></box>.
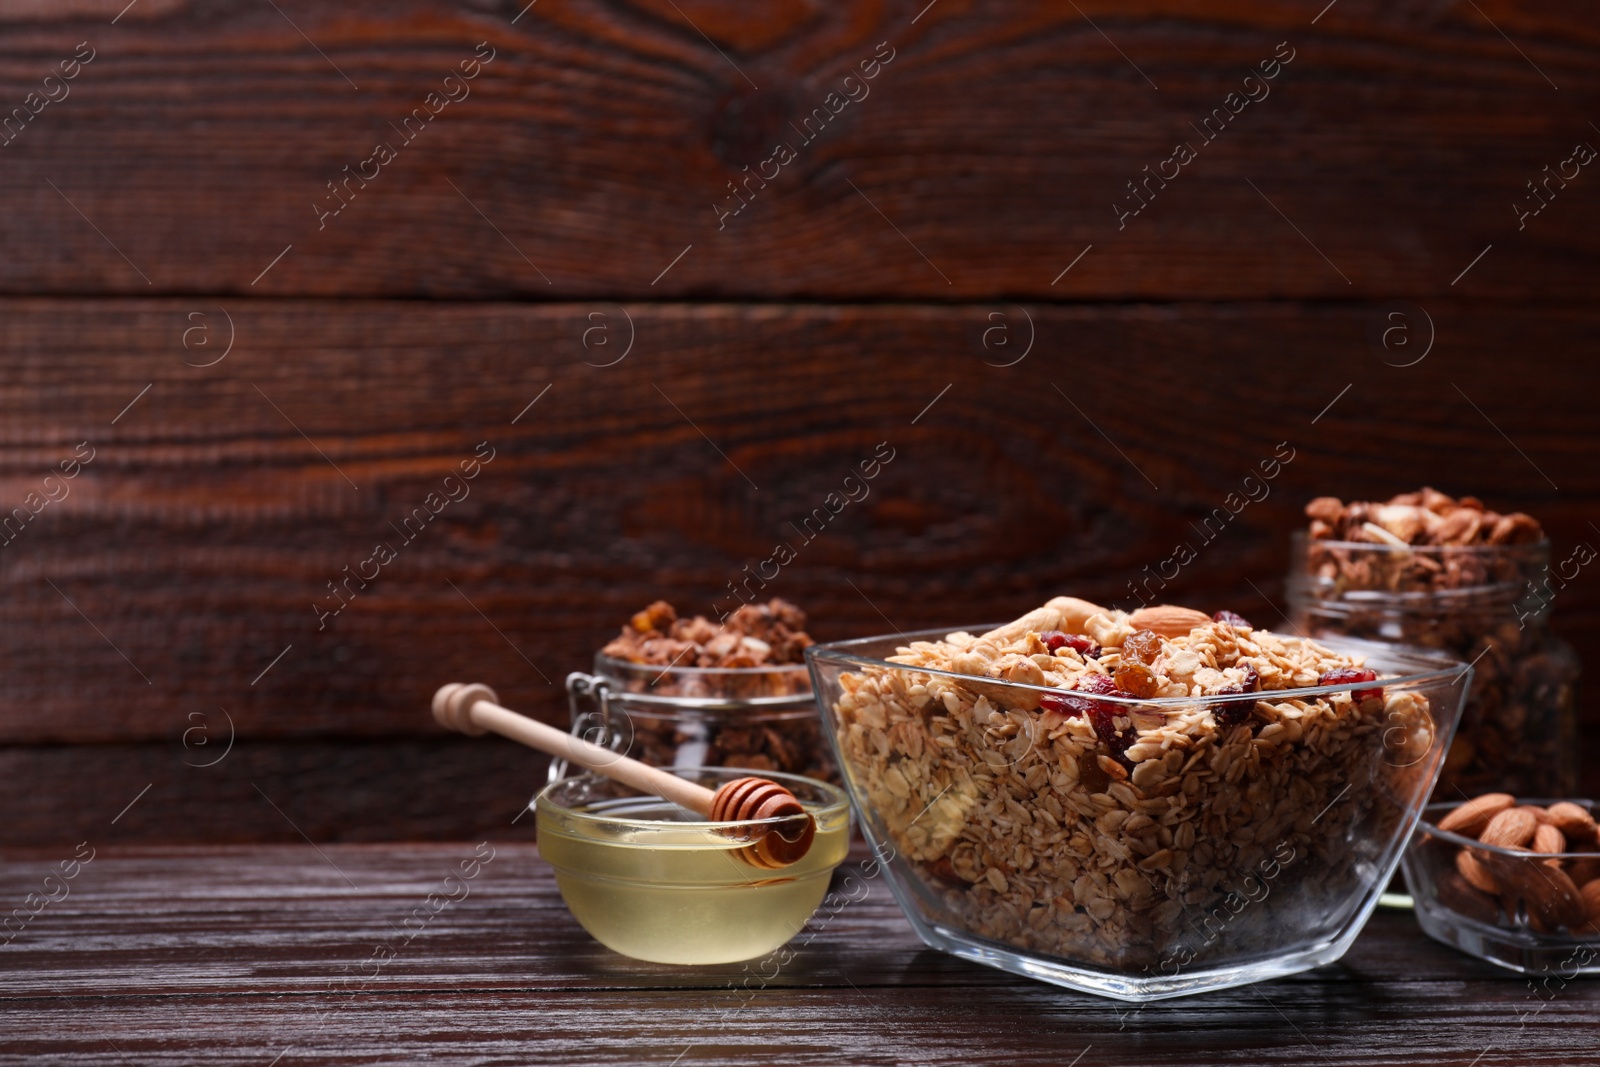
<box><xmin>804</xmin><ymin>627</ymin><xmax>1470</xmax><ymax>710</ymax></box>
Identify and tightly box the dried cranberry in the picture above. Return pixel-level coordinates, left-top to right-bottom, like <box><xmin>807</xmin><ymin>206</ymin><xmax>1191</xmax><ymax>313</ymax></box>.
<box><xmin>1121</xmin><ymin>629</ymin><xmax>1163</xmax><ymax>665</ymax></box>
<box><xmin>1041</xmin><ymin>674</ymin><xmax>1138</xmax><ymax>768</ymax></box>
<box><xmin>1073</xmin><ymin>676</ymin><xmax>1138</xmax><ymax>768</ymax></box>
<box><xmin>1042</xmin><ymin>631</ymin><xmax>1100</xmax><ymax>658</ymax></box>
<box><xmin>1214</xmin><ymin>695</ymin><xmax>1252</xmax><ymax>727</ymax></box>
<box><xmin>1086</xmin><ymin>704</ymin><xmax>1119</xmax><ymax>746</ymax></box>
<box><xmin>1213</xmin><ymin>610</ymin><xmax>1252</xmax><ymax>629</ymax></box>
<box><xmin>1039</xmin><ymin>692</ymin><xmax>1095</xmax><ymax>719</ymax></box>
<box><xmin>1318</xmin><ymin>667</ymin><xmax>1382</xmax><ymax>703</ymax></box>
<box><xmin>1075</xmin><ymin>673</ymin><xmax>1119</xmax><ymax>696</ymax></box>
<box><xmin>1088</xmin><ymin>705</ymin><xmax>1139</xmax><ymax>767</ymax></box>
<box><xmin>1214</xmin><ymin>665</ymin><xmax>1261</xmax><ymax>727</ymax></box>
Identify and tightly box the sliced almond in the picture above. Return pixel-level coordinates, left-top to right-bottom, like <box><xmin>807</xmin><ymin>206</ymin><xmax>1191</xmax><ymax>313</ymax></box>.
<box><xmin>1532</xmin><ymin>823</ymin><xmax>1568</xmax><ymax>855</ymax></box>
<box><xmin>1359</xmin><ymin>520</ymin><xmax>1411</xmax><ymax>548</ymax></box>
<box><xmin>1544</xmin><ymin>802</ymin><xmax>1598</xmax><ymax>843</ymax></box>
<box><xmin>1126</xmin><ymin>605</ymin><xmax>1210</xmax><ymax>640</ymax></box>
<box><xmin>1480</xmin><ymin>807</ymin><xmax>1539</xmax><ymax>850</ymax></box>
<box><xmin>1457</xmin><ymin>848</ymin><xmax>1499</xmax><ymax>893</ymax></box>
<box><xmin>1437</xmin><ymin>793</ymin><xmax>1515</xmax><ymax>838</ymax></box>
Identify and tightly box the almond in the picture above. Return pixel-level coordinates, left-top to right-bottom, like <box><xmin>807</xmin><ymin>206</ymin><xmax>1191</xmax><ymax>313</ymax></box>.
<box><xmin>1456</xmin><ymin>848</ymin><xmax>1499</xmax><ymax>893</ymax></box>
<box><xmin>1532</xmin><ymin>823</ymin><xmax>1568</xmax><ymax>855</ymax></box>
<box><xmin>1126</xmin><ymin>605</ymin><xmax>1211</xmax><ymax>640</ymax></box>
<box><xmin>1437</xmin><ymin>793</ymin><xmax>1515</xmax><ymax>838</ymax></box>
<box><xmin>1544</xmin><ymin>802</ymin><xmax>1598</xmax><ymax>843</ymax></box>
<box><xmin>1579</xmin><ymin>880</ymin><xmax>1600</xmax><ymax>935</ymax></box>
<box><xmin>1487</xmin><ymin>849</ymin><xmax>1588</xmax><ymax>930</ymax></box>
<box><xmin>1435</xmin><ymin>869</ymin><xmax>1500</xmax><ymax>925</ymax></box>
<box><xmin>1568</xmin><ymin>856</ymin><xmax>1600</xmax><ymax>887</ymax></box>
<box><xmin>1479</xmin><ymin>806</ymin><xmax>1539</xmax><ymax>850</ymax></box>
<box><xmin>1516</xmin><ymin>863</ymin><xmax>1588</xmax><ymax>930</ymax></box>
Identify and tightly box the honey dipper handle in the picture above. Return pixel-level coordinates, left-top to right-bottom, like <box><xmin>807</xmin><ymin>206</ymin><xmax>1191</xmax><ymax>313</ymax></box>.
<box><xmin>432</xmin><ymin>683</ymin><xmax>716</xmax><ymax>817</ymax></box>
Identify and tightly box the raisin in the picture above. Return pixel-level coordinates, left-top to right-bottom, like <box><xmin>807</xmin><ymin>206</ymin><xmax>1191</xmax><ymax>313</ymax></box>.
<box><xmin>1121</xmin><ymin>629</ymin><xmax>1164</xmax><ymax>665</ymax></box>
<box><xmin>1213</xmin><ymin>610</ymin><xmax>1252</xmax><ymax>629</ymax></box>
<box><xmin>1318</xmin><ymin>667</ymin><xmax>1382</xmax><ymax>703</ymax></box>
<box><xmin>1114</xmin><ymin>662</ymin><xmax>1158</xmax><ymax>699</ymax></box>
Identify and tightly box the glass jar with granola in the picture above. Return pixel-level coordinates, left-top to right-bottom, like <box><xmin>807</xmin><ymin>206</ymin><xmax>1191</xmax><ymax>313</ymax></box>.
<box><xmin>1286</xmin><ymin>488</ymin><xmax>1580</xmax><ymax>798</ymax></box>
<box><xmin>550</xmin><ymin>598</ymin><xmax>837</xmax><ymax>785</ymax></box>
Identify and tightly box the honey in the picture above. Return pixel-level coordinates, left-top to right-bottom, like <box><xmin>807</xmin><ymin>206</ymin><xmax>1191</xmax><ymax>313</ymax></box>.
<box><xmin>536</xmin><ymin>771</ymin><xmax>850</xmax><ymax>965</ymax></box>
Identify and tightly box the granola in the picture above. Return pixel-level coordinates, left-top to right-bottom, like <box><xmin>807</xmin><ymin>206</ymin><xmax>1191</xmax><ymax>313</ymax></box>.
<box><xmin>602</xmin><ymin>598</ymin><xmax>814</xmax><ymax>671</ymax></box>
<box><xmin>1304</xmin><ymin>487</ymin><xmax>1542</xmax><ymax>593</ymax></box>
<box><xmin>596</xmin><ymin>598</ymin><xmax>832</xmax><ymax>781</ymax></box>
<box><xmin>830</xmin><ymin>597</ymin><xmax>1430</xmax><ymax>970</ymax></box>
<box><xmin>1295</xmin><ymin>489</ymin><xmax>1576</xmax><ymax>796</ymax></box>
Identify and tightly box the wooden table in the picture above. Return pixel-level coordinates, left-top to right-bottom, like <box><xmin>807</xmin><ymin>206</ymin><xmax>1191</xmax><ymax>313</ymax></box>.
<box><xmin>3</xmin><ymin>843</ymin><xmax>1594</xmax><ymax>1065</ymax></box>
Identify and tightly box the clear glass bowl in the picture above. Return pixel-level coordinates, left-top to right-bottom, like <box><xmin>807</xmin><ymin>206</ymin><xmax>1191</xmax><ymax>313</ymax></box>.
<box><xmin>807</xmin><ymin>629</ymin><xmax>1472</xmax><ymax>1001</ymax></box>
<box><xmin>550</xmin><ymin>654</ymin><xmax>835</xmax><ymax>785</ymax></box>
<box><xmin>1401</xmin><ymin>799</ymin><xmax>1600</xmax><ymax>974</ymax></box>
<box><xmin>534</xmin><ymin>766</ymin><xmax>851</xmax><ymax>965</ymax></box>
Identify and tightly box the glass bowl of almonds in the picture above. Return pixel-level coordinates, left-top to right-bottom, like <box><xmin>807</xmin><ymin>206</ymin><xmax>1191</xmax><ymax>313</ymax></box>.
<box><xmin>1401</xmin><ymin>795</ymin><xmax>1600</xmax><ymax>974</ymax></box>
<box><xmin>807</xmin><ymin>596</ymin><xmax>1473</xmax><ymax>1000</ymax></box>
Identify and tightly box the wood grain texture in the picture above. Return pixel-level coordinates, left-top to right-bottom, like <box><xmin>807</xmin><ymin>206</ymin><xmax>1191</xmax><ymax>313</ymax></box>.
<box><xmin>0</xmin><ymin>299</ymin><xmax>1594</xmax><ymax>749</ymax></box>
<box><xmin>0</xmin><ymin>740</ymin><xmax>548</xmax><ymax>846</ymax></box>
<box><xmin>0</xmin><ymin>1</ymin><xmax>1594</xmax><ymax>299</ymax></box>
<box><xmin>1</xmin><ymin>844</ymin><xmax>1594</xmax><ymax>1065</ymax></box>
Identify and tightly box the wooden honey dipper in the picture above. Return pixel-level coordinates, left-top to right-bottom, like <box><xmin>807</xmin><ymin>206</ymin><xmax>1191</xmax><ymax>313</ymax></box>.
<box><xmin>432</xmin><ymin>683</ymin><xmax>816</xmax><ymax>869</ymax></box>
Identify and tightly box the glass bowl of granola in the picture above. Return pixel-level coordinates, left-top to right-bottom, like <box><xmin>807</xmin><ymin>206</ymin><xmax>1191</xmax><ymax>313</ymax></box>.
<box><xmin>806</xmin><ymin>597</ymin><xmax>1472</xmax><ymax>1001</ymax></box>
<box><xmin>1401</xmin><ymin>795</ymin><xmax>1600</xmax><ymax>975</ymax></box>
<box><xmin>551</xmin><ymin>598</ymin><xmax>836</xmax><ymax>785</ymax></box>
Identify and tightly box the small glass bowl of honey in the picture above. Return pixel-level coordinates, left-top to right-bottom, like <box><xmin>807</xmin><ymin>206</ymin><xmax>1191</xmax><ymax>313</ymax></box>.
<box><xmin>534</xmin><ymin>767</ymin><xmax>851</xmax><ymax>965</ymax></box>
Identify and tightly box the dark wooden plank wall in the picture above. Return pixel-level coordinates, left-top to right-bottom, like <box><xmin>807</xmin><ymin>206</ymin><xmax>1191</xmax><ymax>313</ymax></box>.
<box><xmin>0</xmin><ymin>1</ymin><xmax>1595</xmax><ymax>843</ymax></box>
